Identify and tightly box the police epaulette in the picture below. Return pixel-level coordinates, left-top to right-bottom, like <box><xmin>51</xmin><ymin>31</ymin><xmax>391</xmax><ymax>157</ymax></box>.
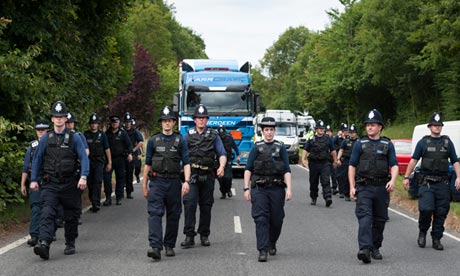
<box><xmin>274</xmin><ymin>140</ymin><xmax>283</xmax><ymax>146</ymax></box>
<box><xmin>381</xmin><ymin>136</ymin><xmax>391</xmax><ymax>141</ymax></box>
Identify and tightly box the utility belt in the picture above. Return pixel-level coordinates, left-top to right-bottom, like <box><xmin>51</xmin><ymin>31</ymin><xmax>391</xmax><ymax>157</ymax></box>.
<box><xmin>251</xmin><ymin>177</ymin><xmax>286</xmax><ymax>188</ymax></box>
<box><xmin>149</xmin><ymin>171</ymin><xmax>180</xmax><ymax>180</ymax></box>
<box><xmin>191</xmin><ymin>163</ymin><xmax>211</xmax><ymax>171</ymax></box>
<box><xmin>414</xmin><ymin>173</ymin><xmax>448</xmax><ymax>185</ymax></box>
<box><xmin>43</xmin><ymin>174</ymin><xmax>76</xmax><ymax>184</ymax></box>
<box><xmin>309</xmin><ymin>158</ymin><xmax>329</xmax><ymax>164</ymax></box>
<box><xmin>355</xmin><ymin>176</ymin><xmax>389</xmax><ymax>186</ymax></box>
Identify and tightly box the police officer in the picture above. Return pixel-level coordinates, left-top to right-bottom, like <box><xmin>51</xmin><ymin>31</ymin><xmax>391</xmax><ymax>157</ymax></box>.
<box><xmin>181</xmin><ymin>104</ymin><xmax>226</xmax><ymax>248</ymax></box>
<box><xmin>143</xmin><ymin>106</ymin><xmax>191</xmax><ymax>260</ymax></box>
<box><xmin>333</xmin><ymin>123</ymin><xmax>348</xmax><ymax>195</ymax></box>
<box><xmin>132</xmin><ymin>118</ymin><xmax>143</xmax><ymax>183</ymax></box>
<box><xmin>336</xmin><ymin>124</ymin><xmax>358</xmax><ymax>201</ymax></box>
<box><xmin>349</xmin><ymin>109</ymin><xmax>398</xmax><ymax>263</ymax></box>
<box><xmin>30</xmin><ymin>101</ymin><xmax>89</xmax><ymax>260</ymax></box>
<box><xmin>301</xmin><ymin>120</ymin><xmax>337</xmax><ymax>207</ymax></box>
<box><xmin>123</xmin><ymin>112</ymin><xmax>144</xmax><ymax>199</ymax></box>
<box><xmin>216</xmin><ymin>125</ymin><xmax>240</xmax><ymax>199</ymax></box>
<box><xmin>20</xmin><ymin>119</ymin><xmax>49</xmax><ymax>246</ymax></box>
<box><xmin>243</xmin><ymin>117</ymin><xmax>292</xmax><ymax>262</ymax></box>
<box><xmin>325</xmin><ymin>124</ymin><xmax>338</xmax><ymax>195</ymax></box>
<box><xmin>84</xmin><ymin>113</ymin><xmax>112</xmax><ymax>213</ymax></box>
<box><xmin>104</xmin><ymin>115</ymin><xmax>133</xmax><ymax>206</ymax></box>
<box><xmin>403</xmin><ymin>112</ymin><xmax>460</xmax><ymax>250</ymax></box>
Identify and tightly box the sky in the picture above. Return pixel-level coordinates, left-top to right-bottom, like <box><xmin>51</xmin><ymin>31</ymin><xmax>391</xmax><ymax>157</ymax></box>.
<box><xmin>168</xmin><ymin>0</ymin><xmax>343</xmax><ymax>67</ymax></box>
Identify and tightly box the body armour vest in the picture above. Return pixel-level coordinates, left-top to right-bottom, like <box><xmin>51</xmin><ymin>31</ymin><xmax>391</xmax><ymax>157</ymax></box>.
<box><xmin>220</xmin><ymin>133</ymin><xmax>234</xmax><ymax>161</ymax></box>
<box><xmin>85</xmin><ymin>131</ymin><xmax>105</xmax><ymax>162</ymax></box>
<box><xmin>357</xmin><ymin>136</ymin><xmax>390</xmax><ymax>179</ymax></box>
<box><xmin>421</xmin><ymin>135</ymin><xmax>450</xmax><ymax>173</ymax></box>
<box><xmin>342</xmin><ymin>138</ymin><xmax>357</xmax><ymax>160</ymax></box>
<box><xmin>43</xmin><ymin>130</ymin><xmax>77</xmax><ymax>178</ymax></box>
<box><xmin>188</xmin><ymin>128</ymin><xmax>217</xmax><ymax>168</ymax></box>
<box><xmin>334</xmin><ymin>136</ymin><xmax>344</xmax><ymax>151</ymax></box>
<box><xmin>252</xmin><ymin>141</ymin><xmax>285</xmax><ymax>178</ymax></box>
<box><xmin>150</xmin><ymin>133</ymin><xmax>182</xmax><ymax>176</ymax></box>
<box><xmin>309</xmin><ymin>135</ymin><xmax>330</xmax><ymax>161</ymax></box>
<box><xmin>107</xmin><ymin>129</ymin><xmax>126</xmax><ymax>157</ymax></box>
<box><xmin>126</xmin><ymin>128</ymin><xmax>140</xmax><ymax>154</ymax></box>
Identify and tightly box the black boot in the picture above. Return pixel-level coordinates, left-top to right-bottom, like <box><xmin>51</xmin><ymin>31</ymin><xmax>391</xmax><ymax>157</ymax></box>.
<box><xmin>310</xmin><ymin>198</ymin><xmax>317</xmax><ymax>205</ymax></box>
<box><xmin>34</xmin><ymin>240</ymin><xmax>50</xmax><ymax>260</ymax></box>
<box><xmin>27</xmin><ymin>236</ymin><xmax>38</xmax><ymax>247</ymax></box>
<box><xmin>103</xmin><ymin>198</ymin><xmax>111</xmax><ymax>206</ymax></box>
<box><xmin>147</xmin><ymin>248</ymin><xmax>161</xmax><ymax>260</ymax></box>
<box><xmin>181</xmin><ymin>236</ymin><xmax>195</xmax><ymax>248</ymax></box>
<box><xmin>220</xmin><ymin>193</ymin><xmax>226</xmax><ymax>199</ymax></box>
<box><xmin>418</xmin><ymin>231</ymin><xmax>426</xmax><ymax>248</ymax></box>
<box><xmin>371</xmin><ymin>248</ymin><xmax>382</xmax><ymax>260</ymax></box>
<box><xmin>258</xmin><ymin>250</ymin><xmax>268</xmax><ymax>262</ymax></box>
<box><xmin>126</xmin><ymin>193</ymin><xmax>133</xmax><ymax>199</ymax></box>
<box><xmin>165</xmin><ymin>247</ymin><xmax>175</xmax><ymax>257</ymax></box>
<box><xmin>64</xmin><ymin>240</ymin><xmax>76</xmax><ymax>255</ymax></box>
<box><xmin>432</xmin><ymin>239</ymin><xmax>444</xmax><ymax>250</ymax></box>
<box><xmin>357</xmin><ymin>248</ymin><xmax>371</xmax><ymax>264</ymax></box>
<box><xmin>268</xmin><ymin>244</ymin><xmax>277</xmax><ymax>256</ymax></box>
<box><xmin>325</xmin><ymin>198</ymin><xmax>332</xmax><ymax>207</ymax></box>
<box><xmin>227</xmin><ymin>191</ymin><xmax>233</xmax><ymax>198</ymax></box>
<box><xmin>200</xmin><ymin>235</ymin><xmax>211</xmax><ymax>246</ymax></box>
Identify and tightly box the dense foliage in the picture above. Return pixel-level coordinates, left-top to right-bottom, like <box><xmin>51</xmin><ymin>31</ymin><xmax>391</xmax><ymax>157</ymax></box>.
<box><xmin>253</xmin><ymin>0</ymin><xmax>460</xmax><ymax>129</ymax></box>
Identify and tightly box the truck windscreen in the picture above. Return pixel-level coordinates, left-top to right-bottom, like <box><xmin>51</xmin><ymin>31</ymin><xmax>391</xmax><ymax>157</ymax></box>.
<box><xmin>185</xmin><ymin>91</ymin><xmax>250</xmax><ymax>113</ymax></box>
<box><xmin>276</xmin><ymin>124</ymin><xmax>297</xmax><ymax>136</ymax></box>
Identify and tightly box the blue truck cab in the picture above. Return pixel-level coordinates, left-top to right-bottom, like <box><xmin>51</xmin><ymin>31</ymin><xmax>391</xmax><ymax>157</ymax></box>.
<box><xmin>173</xmin><ymin>59</ymin><xmax>260</xmax><ymax>170</ymax></box>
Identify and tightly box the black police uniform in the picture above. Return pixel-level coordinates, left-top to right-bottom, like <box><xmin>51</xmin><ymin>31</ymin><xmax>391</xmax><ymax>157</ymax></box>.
<box><xmin>181</xmin><ymin>105</ymin><xmax>226</xmax><ymax>247</ymax></box>
<box><xmin>303</xmin><ymin>120</ymin><xmax>335</xmax><ymax>206</ymax></box>
<box><xmin>337</xmin><ymin>124</ymin><xmax>358</xmax><ymax>201</ymax></box>
<box><xmin>410</xmin><ymin>113</ymin><xmax>459</xmax><ymax>250</ymax></box>
<box><xmin>123</xmin><ymin>112</ymin><xmax>144</xmax><ymax>198</ymax></box>
<box><xmin>84</xmin><ymin>113</ymin><xmax>110</xmax><ymax>211</ymax></box>
<box><xmin>349</xmin><ymin>109</ymin><xmax>398</xmax><ymax>263</ymax></box>
<box><xmin>217</xmin><ymin>125</ymin><xmax>239</xmax><ymax>199</ymax></box>
<box><xmin>104</xmin><ymin>116</ymin><xmax>133</xmax><ymax>205</ymax></box>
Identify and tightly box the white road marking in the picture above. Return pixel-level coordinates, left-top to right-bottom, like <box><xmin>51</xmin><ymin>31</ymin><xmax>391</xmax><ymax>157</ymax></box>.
<box><xmin>231</xmin><ymin>188</ymin><xmax>236</xmax><ymax>196</ymax></box>
<box><xmin>234</xmin><ymin>216</ymin><xmax>242</xmax><ymax>233</ymax></box>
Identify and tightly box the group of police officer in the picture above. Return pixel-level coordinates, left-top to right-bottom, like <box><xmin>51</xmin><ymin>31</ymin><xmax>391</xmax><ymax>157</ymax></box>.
<box><xmin>23</xmin><ymin>101</ymin><xmax>460</xmax><ymax>264</ymax></box>
<box><xmin>22</xmin><ymin>100</ymin><xmax>143</xmax><ymax>260</ymax></box>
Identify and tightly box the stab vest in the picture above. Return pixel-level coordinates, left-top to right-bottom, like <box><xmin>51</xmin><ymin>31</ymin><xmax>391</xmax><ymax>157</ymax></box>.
<box><xmin>107</xmin><ymin>128</ymin><xmax>126</xmax><ymax>158</ymax></box>
<box><xmin>356</xmin><ymin>136</ymin><xmax>390</xmax><ymax>179</ymax></box>
<box><xmin>188</xmin><ymin>128</ymin><xmax>217</xmax><ymax>168</ymax></box>
<box><xmin>308</xmin><ymin>135</ymin><xmax>330</xmax><ymax>161</ymax></box>
<box><xmin>85</xmin><ymin>130</ymin><xmax>105</xmax><ymax>162</ymax></box>
<box><xmin>421</xmin><ymin>135</ymin><xmax>450</xmax><ymax>173</ymax></box>
<box><xmin>252</xmin><ymin>141</ymin><xmax>285</xmax><ymax>178</ymax></box>
<box><xmin>342</xmin><ymin>138</ymin><xmax>357</xmax><ymax>159</ymax></box>
<box><xmin>220</xmin><ymin>133</ymin><xmax>234</xmax><ymax>161</ymax></box>
<box><xmin>43</xmin><ymin>130</ymin><xmax>77</xmax><ymax>178</ymax></box>
<box><xmin>150</xmin><ymin>133</ymin><xmax>182</xmax><ymax>175</ymax></box>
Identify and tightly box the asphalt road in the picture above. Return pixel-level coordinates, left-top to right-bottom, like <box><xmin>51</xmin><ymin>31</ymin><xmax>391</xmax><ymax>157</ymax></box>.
<box><xmin>2</xmin><ymin>165</ymin><xmax>460</xmax><ymax>276</ymax></box>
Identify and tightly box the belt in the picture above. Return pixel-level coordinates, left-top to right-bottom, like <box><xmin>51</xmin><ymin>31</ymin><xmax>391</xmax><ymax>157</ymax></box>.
<box><xmin>150</xmin><ymin>172</ymin><xmax>180</xmax><ymax>179</ymax></box>
<box><xmin>191</xmin><ymin>163</ymin><xmax>210</xmax><ymax>170</ymax></box>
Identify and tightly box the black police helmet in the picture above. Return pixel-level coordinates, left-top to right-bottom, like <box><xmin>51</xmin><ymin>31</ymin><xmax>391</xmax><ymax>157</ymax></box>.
<box><xmin>364</xmin><ymin>109</ymin><xmax>384</xmax><ymax>127</ymax></box>
<box><xmin>428</xmin><ymin>112</ymin><xmax>444</xmax><ymax>127</ymax></box>
<box><xmin>315</xmin><ymin>120</ymin><xmax>326</xmax><ymax>129</ymax></box>
<box><xmin>325</xmin><ymin>125</ymin><xmax>332</xmax><ymax>132</ymax></box>
<box><xmin>348</xmin><ymin>124</ymin><xmax>357</xmax><ymax>133</ymax></box>
<box><xmin>124</xmin><ymin>112</ymin><xmax>133</xmax><ymax>122</ymax></box>
<box><xmin>50</xmin><ymin>101</ymin><xmax>68</xmax><ymax>117</ymax></box>
<box><xmin>88</xmin><ymin>113</ymin><xmax>100</xmax><ymax>124</ymax></box>
<box><xmin>259</xmin><ymin>117</ymin><xmax>276</xmax><ymax>129</ymax></box>
<box><xmin>193</xmin><ymin>104</ymin><xmax>209</xmax><ymax>118</ymax></box>
<box><xmin>35</xmin><ymin>119</ymin><xmax>50</xmax><ymax>130</ymax></box>
<box><xmin>217</xmin><ymin>125</ymin><xmax>227</xmax><ymax>134</ymax></box>
<box><xmin>340</xmin><ymin>123</ymin><xmax>348</xmax><ymax>131</ymax></box>
<box><xmin>158</xmin><ymin>106</ymin><xmax>176</xmax><ymax>121</ymax></box>
<box><xmin>109</xmin><ymin>115</ymin><xmax>120</xmax><ymax>122</ymax></box>
<box><xmin>66</xmin><ymin>112</ymin><xmax>77</xmax><ymax>123</ymax></box>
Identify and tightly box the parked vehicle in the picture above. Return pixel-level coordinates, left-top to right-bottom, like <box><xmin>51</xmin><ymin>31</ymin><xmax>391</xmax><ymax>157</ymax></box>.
<box><xmin>392</xmin><ymin>139</ymin><xmax>412</xmax><ymax>175</ymax></box>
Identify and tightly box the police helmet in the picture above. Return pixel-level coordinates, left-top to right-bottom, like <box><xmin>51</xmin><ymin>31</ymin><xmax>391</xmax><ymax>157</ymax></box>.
<box><xmin>315</xmin><ymin>120</ymin><xmax>326</xmax><ymax>129</ymax></box>
<box><xmin>132</xmin><ymin>118</ymin><xmax>137</xmax><ymax>127</ymax></box>
<box><xmin>193</xmin><ymin>104</ymin><xmax>209</xmax><ymax>119</ymax></box>
<box><xmin>158</xmin><ymin>106</ymin><xmax>176</xmax><ymax>121</ymax></box>
<box><xmin>50</xmin><ymin>101</ymin><xmax>68</xmax><ymax>117</ymax></box>
<box><xmin>109</xmin><ymin>115</ymin><xmax>120</xmax><ymax>122</ymax></box>
<box><xmin>340</xmin><ymin>123</ymin><xmax>348</xmax><ymax>131</ymax></box>
<box><xmin>325</xmin><ymin>125</ymin><xmax>332</xmax><ymax>132</ymax></box>
<box><xmin>364</xmin><ymin>109</ymin><xmax>384</xmax><ymax>127</ymax></box>
<box><xmin>259</xmin><ymin>117</ymin><xmax>276</xmax><ymax>129</ymax></box>
<box><xmin>428</xmin><ymin>112</ymin><xmax>444</xmax><ymax>127</ymax></box>
<box><xmin>217</xmin><ymin>125</ymin><xmax>227</xmax><ymax>134</ymax></box>
<box><xmin>348</xmin><ymin>124</ymin><xmax>357</xmax><ymax>133</ymax></box>
<box><xmin>66</xmin><ymin>112</ymin><xmax>77</xmax><ymax>123</ymax></box>
<box><xmin>88</xmin><ymin>113</ymin><xmax>100</xmax><ymax>124</ymax></box>
<box><xmin>35</xmin><ymin>119</ymin><xmax>50</xmax><ymax>130</ymax></box>
<box><xmin>123</xmin><ymin>112</ymin><xmax>133</xmax><ymax>122</ymax></box>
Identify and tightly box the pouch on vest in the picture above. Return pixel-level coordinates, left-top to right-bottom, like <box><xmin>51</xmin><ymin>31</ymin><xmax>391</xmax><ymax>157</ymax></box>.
<box><xmin>151</xmin><ymin>156</ymin><xmax>164</xmax><ymax>173</ymax></box>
